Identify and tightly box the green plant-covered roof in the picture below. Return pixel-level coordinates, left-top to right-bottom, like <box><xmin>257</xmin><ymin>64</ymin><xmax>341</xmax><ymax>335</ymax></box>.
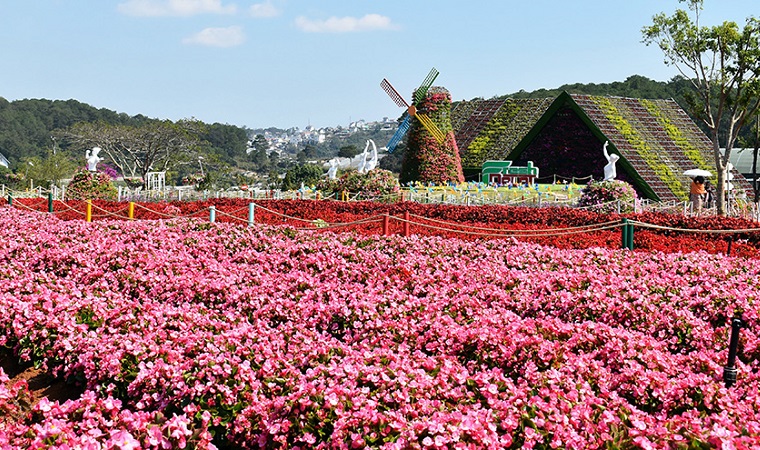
<box><xmin>451</xmin><ymin>92</ymin><xmax>751</xmax><ymax>202</ymax></box>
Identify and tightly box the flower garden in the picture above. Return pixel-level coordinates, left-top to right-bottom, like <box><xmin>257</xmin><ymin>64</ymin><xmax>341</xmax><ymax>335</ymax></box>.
<box><xmin>1</xmin><ymin>199</ymin><xmax>760</xmax><ymax>448</ymax></box>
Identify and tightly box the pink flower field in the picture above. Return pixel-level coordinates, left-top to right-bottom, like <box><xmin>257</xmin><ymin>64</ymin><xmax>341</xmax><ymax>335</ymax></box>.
<box><xmin>1</xmin><ymin>208</ymin><xmax>759</xmax><ymax>449</ymax></box>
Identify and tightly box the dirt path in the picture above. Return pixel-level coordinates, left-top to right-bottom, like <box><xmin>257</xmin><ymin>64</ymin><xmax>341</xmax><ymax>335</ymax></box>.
<box><xmin>1</xmin><ymin>348</ymin><xmax>83</xmax><ymax>410</ymax></box>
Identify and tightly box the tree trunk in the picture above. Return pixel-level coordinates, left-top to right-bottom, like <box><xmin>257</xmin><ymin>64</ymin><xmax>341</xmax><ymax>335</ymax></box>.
<box><xmin>754</xmin><ymin>114</ymin><xmax>760</xmax><ymax>203</ymax></box>
<box><xmin>716</xmin><ymin>164</ymin><xmax>727</xmax><ymax>215</ymax></box>
<box><xmin>714</xmin><ymin>136</ymin><xmax>728</xmax><ymax>216</ymax></box>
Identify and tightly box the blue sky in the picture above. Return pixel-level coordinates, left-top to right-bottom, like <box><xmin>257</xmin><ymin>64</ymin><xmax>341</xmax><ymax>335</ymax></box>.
<box><xmin>0</xmin><ymin>1</ymin><xmax>756</xmax><ymax>130</ymax></box>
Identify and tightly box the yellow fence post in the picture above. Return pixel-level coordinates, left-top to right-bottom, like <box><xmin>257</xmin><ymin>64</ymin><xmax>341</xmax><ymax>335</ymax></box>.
<box><xmin>86</xmin><ymin>200</ymin><xmax>92</xmax><ymax>222</ymax></box>
<box><xmin>128</xmin><ymin>202</ymin><xmax>135</xmax><ymax>220</ymax></box>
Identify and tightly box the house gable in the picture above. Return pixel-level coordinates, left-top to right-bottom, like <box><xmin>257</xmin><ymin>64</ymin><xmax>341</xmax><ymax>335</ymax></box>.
<box><xmin>451</xmin><ymin>92</ymin><xmax>751</xmax><ymax>202</ymax></box>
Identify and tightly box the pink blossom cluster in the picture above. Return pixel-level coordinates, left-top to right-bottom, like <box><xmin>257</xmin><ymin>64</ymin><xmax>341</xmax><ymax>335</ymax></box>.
<box><xmin>0</xmin><ymin>208</ymin><xmax>759</xmax><ymax>448</ymax></box>
<box><xmin>0</xmin><ymin>381</ymin><xmax>214</xmax><ymax>449</ymax></box>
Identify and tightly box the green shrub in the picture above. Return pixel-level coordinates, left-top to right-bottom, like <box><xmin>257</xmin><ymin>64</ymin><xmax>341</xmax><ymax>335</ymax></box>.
<box><xmin>316</xmin><ymin>169</ymin><xmax>400</xmax><ymax>201</ymax></box>
<box><xmin>281</xmin><ymin>164</ymin><xmax>324</xmax><ymax>191</ymax></box>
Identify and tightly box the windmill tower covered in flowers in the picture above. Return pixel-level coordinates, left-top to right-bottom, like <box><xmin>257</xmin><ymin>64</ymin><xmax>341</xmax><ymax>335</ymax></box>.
<box><xmin>380</xmin><ymin>68</ymin><xmax>464</xmax><ymax>185</ymax></box>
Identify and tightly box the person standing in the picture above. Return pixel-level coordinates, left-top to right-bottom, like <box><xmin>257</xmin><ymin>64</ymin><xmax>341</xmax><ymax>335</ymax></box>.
<box><xmin>690</xmin><ymin>175</ymin><xmax>706</xmax><ymax>215</ymax></box>
<box><xmin>704</xmin><ymin>180</ymin><xmax>716</xmax><ymax>209</ymax></box>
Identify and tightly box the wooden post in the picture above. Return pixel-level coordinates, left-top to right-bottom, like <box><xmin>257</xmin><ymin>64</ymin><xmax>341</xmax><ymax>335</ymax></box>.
<box><xmin>86</xmin><ymin>200</ymin><xmax>92</xmax><ymax>222</ymax></box>
<box><xmin>128</xmin><ymin>202</ymin><xmax>135</xmax><ymax>220</ymax></box>
<box><xmin>403</xmin><ymin>211</ymin><xmax>410</xmax><ymax>237</ymax></box>
<box><xmin>382</xmin><ymin>215</ymin><xmax>390</xmax><ymax>236</ymax></box>
<box><xmin>48</xmin><ymin>192</ymin><xmax>53</xmax><ymax>213</ymax></box>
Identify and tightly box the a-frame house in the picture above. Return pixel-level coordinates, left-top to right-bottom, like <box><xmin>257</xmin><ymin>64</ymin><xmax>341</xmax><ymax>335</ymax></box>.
<box><xmin>451</xmin><ymin>92</ymin><xmax>751</xmax><ymax>202</ymax></box>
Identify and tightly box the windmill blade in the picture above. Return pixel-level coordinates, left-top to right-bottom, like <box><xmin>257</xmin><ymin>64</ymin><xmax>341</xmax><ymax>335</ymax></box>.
<box><xmin>386</xmin><ymin>114</ymin><xmax>411</xmax><ymax>153</ymax></box>
<box><xmin>381</xmin><ymin>78</ymin><xmax>409</xmax><ymax>108</ymax></box>
<box><xmin>416</xmin><ymin>113</ymin><xmax>446</xmax><ymax>143</ymax></box>
<box><xmin>413</xmin><ymin>67</ymin><xmax>439</xmax><ymax>105</ymax></box>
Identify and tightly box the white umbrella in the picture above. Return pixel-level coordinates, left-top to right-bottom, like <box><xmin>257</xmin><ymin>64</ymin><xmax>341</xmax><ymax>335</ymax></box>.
<box><xmin>683</xmin><ymin>169</ymin><xmax>712</xmax><ymax>178</ymax></box>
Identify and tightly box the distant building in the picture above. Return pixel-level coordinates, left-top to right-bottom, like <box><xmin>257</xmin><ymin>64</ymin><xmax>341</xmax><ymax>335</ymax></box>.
<box><xmin>723</xmin><ymin>148</ymin><xmax>759</xmax><ymax>177</ymax></box>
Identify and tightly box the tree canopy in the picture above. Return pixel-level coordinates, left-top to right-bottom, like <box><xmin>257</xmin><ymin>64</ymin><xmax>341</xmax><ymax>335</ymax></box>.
<box><xmin>57</xmin><ymin>120</ymin><xmax>206</xmax><ymax>183</ymax></box>
<box><xmin>642</xmin><ymin>0</ymin><xmax>760</xmax><ymax>214</ymax></box>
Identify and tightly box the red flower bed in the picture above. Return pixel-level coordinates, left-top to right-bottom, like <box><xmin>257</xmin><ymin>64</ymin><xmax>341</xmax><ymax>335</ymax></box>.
<box><xmin>7</xmin><ymin>197</ymin><xmax>760</xmax><ymax>256</ymax></box>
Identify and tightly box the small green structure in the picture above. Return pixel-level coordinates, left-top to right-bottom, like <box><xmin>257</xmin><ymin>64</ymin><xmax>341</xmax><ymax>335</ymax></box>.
<box><xmin>481</xmin><ymin>160</ymin><xmax>539</xmax><ymax>185</ymax></box>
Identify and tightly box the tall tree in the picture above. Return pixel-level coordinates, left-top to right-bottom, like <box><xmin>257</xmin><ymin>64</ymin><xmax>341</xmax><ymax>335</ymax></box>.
<box><xmin>250</xmin><ymin>134</ymin><xmax>269</xmax><ymax>154</ymax></box>
<box><xmin>58</xmin><ymin>119</ymin><xmax>205</xmax><ymax>185</ymax></box>
<box><xmin>642</xmin><ymin>0</ymin><xmax>760</xmax><ymax>214</ymax></box>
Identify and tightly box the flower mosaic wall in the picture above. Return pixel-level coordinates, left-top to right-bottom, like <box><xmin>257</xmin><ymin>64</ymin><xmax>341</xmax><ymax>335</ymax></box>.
<box><xmin>451</xmin><ymin>93</ymin><xmax>752</xmax><ymax>201</ymax></box>
<box><xmin>401</xmin><ymin>87</ymin><xmax>464</xmax><ymax>186</ymax></box>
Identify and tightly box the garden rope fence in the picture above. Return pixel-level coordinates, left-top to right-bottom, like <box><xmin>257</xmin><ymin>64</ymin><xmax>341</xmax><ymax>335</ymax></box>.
<box><xmin>4</xmin><ymin>198</ymin><xmax>760</xmax><ymax>251</ymax></box>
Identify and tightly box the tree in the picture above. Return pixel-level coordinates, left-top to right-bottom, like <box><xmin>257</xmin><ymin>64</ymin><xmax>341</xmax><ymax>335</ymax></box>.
<box><xmin>26</xmin><ymin>151</ymin><xmax>77</xmax><ymax>188</ymax></box>
<box><xmin>379</xmin><ymin>144</ymin><xmax>404</xmax><ymax>173</ymax></box>
<box><xmin>58</xmin><ymin>119</ymin><xmax>205</xmax><ymax>186</ymax></box>
<box><xmin>750</xmin><ymin>113</ymin><xmax>760</xmax><ymax>202</ymax></box>
<box><xmin>642</xmin><ymin>0</ymin><xmax>760</xmax><ymax>214</ymax></box>
<box><xmin>338</xmin><ymin>145</ymin><xmax>360</xmax><ymax>159</ymax></box>
<box><xmin>250</xmin><ymin>134</ymin><xmax>269</xmax><ymax>154</ymax></box>
<box><xmin>251</xmin><ymin>149</ymin><xmax>270</xmax><ymax>172</ymax></box>
<box><xmin>281</xmin><ymin>164</ymin><xmax>324</xmax><ymax>191</ymax></box>
<box><xmin>249</xmin><ymin>134</ymin><xmax>271</xmax><ymax>172</ymax></box>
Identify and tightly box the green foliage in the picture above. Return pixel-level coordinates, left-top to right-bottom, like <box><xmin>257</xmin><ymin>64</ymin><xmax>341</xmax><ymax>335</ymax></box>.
<box><xmin>24</xmin><ymin>152</ymin><xmax>78</xmax><ymax>187</ymax></box>
<box><xmin>642</xmin><ymin>0</ymin><xmax>760</xmax><ymax>213</ymax></box>
<box><xmin>281</xmin><ymin>164</ymin><xmax>324</xmax><ymax>191</ymax></box>
<box><xmin>250</xmin><ymin>148</ymin><xmax>270</xmax><ymax>173</ymax></box>
<box><xmin>505</xmin><ymin>75</ymin><xmax>675</xmax><ymax>100</ymax></box>
<box><xmin>0</xmin><ymin>167</ymin><xmax>25</xmax><ymax>190</ymax></box>
<box><xmin>0</xmin><ymin>97</ymin><xmax>247</xmax><ymax>173</ymax></box>
<box><xmin>578</xmin><ymin>179</ymin><xmax>638</xmax><ymax>213</ymax></box>
<box><xmin>594</xmin><ymin>97</ymin><xmax>688</xmax><ymax>200</ymax></box>
<box><xmin>202</xmin><ymin>123</ymin><xmax>248</xmax><ymax>160</ymax></box>
<box><xmin>0</xmin><ymin>98</ymin><xmax>141</xmax><ymax>164</ymax></box>
<box><xmin>66</xmin><ymin>168</ymin><xmax>118</xmax><ymax>200</ymax></box>
<box><xmin>338</xmin><ymin>145</ymin><xmax>360</xmax><ymax>159</ymax></box>
<box><xmin>316</xmin><ymin>169</ymin><xmax>400</xmax><ymax>200</ymax></box>
<box><xmin>378</xmin><ymin>145</ymin><xmax>404</xmax><ymax>173</ymax></box>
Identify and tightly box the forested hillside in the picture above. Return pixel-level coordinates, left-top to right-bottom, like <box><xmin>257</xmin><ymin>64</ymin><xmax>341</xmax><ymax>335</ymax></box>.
<box><xmin>0</xmin><ymin>97</ymin><xmax>249</xmax><ymax>169</ymax></box>
<box><xmin>1</xmin><ymin>74</ymin><xmax>756</xmax><ymax>172</ymax></box>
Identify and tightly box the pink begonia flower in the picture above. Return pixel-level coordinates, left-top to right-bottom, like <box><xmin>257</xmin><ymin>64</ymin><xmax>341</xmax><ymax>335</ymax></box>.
<box><xmin>109</xmin><ymin>430</ymin><xmax>141</xmax><ymax>450</ymax></box>
<box><xmin>146</xmin><ymin>426</ymin><xmax>171</xmax><ymax>449</ymax></box>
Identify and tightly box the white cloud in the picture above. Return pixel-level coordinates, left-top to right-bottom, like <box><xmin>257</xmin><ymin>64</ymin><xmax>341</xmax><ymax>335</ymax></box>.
<box><xmin>249</xmin><ymin>1</ymin><xmax>279</xmax><ymax>18</ymax></box>
<box><xmin>295</xmin><ymin>14</ymin><xmax>398</xmax><ymax>33</ymax></box>
<box><xmin>117</xmin><ymin>0</ymin><xmax>237</xmax><ymax>17</ymax></box>
<box><xmin>182</xmin><ymin>26</ymin><xmax>245</xmax><ymax>47</ymax></box>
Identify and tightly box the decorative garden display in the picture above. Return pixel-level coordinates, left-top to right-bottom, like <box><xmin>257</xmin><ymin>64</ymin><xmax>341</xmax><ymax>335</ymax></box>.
<box><xmin>381</xmin><ymin>69</ymin><xmax>464</xmax><ymax>186</ymax></box>
<box><xmin>481</xmin><ymin>160</ymin><xmax>539</xmax><ymax>185</ymax></box>
<box><xmin>65</xmin><ymin>167</ymin><xmax>118</xmax><ymax>200</ymax></box>
<box><xmin>450</xmin><ymin>93</ymin><xmax>752</xmax><ymax>202</ymax></box>
<box><xmin>380</xmin><ymin>68</ymin><xmax>446</xmax><ymax>153</ymax></box>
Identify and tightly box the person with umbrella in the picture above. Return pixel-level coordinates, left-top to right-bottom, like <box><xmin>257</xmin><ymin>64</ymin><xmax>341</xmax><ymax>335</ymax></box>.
<box><xmin>690</xmin><ymin>175</ymin><xmax>706</xmax><ymax>215</ymax></box>
<box><xmin>684</xmin><ymin>169</ymin><xmax>712</xmax><ymax>216</ymax></box>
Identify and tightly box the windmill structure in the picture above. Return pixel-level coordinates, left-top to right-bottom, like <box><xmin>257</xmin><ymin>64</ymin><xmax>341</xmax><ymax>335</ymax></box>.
<box><xmin>381</xmin><ymin>68</ymin><xmax>447</xmax><ymax>152</ymax></box>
